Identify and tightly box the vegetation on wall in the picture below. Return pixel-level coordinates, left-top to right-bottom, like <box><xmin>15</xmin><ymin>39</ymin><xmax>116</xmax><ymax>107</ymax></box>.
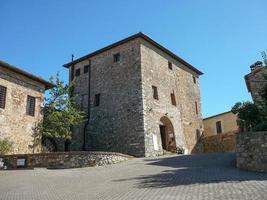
<box><xmin>38</xmin><ymin>73</ymin><xmax>85</xmax><ymax>142</ymax></box>
<box><xmin>0</xmin><ymin>138</ymin><xmax>13</xmax><ymax>155</ymax></box>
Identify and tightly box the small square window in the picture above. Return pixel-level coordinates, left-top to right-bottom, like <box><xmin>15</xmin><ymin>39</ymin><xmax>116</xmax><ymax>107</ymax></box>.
<box><xmin>0</xmin><ymin>85</ymin><xmax>7</xmax><ymax>109</ymax></box>
<box><xmin>26</xmin><ymin>95</ymin><xmax>36</xmax><ymax>116</ymax></box>
<box><xmin>94</xmin><ymin>93</ymin><xmax>100</xmax><ymax>106</ymax></box>
<box><xmin>193</xmin><ymin>76</ymin><xmax>196</xmax><ymax>84</ymax></box>
<box><xmin>113</xmin><ymin>53</ymin><xmax>120</xmax><ymax>63</ymax></box>
<box><xmin>75</xmin><ymin>68</ymin><xmax>80</xmax><ymax>76</ymax></box>
<box><xmin>152</xmin><ymin>86</ymin><xmax>158</xmax><ymax>100</ymax></box>
<box><xmin>168</xmin><ymin>62</ymin><xmax>172</xmax><ymax>70</ymax></box>
<box><xmin>171</xmin><ymin>92</ymin><xmax>176</xmax><ymax>106</ymax></box>
<box><xmin>84</xmin><ymin>65</ymin><xmax>89</xmax><ymax>74</ymax></box>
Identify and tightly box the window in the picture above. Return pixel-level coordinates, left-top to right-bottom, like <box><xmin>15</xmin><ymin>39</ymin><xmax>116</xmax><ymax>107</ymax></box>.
<box><xmin>170</xmin><ymin>92</ymin><xmax>176</xmax><ymax>106</ymax></box>
<box><xmin>195</xmin><ymin>102</ymin><xmax>198</xmax><ymax>114</ymax></box>
<box><xmin>75</xmin><ymin>68</ymin><xmax>80</xmax><ymax>76</ymax></box>
<box><xmin>193</xmin><ymin>76</ymin><xmax>196</xmax><ymax>84</ymax></box>
<box><xmin>113</xmin><ymin>53</ymin><xmax>120</xmax><ymax>63</ymax></box>
<box><xmin>70</xmin><ymin>66</ymin><xmax>74</xmax><ymax>81</ymax></box>
<box><xmin>152</xmin><ymin>86</ymin><xmax>158</xmax><ymax>100</ymax></box>
<box><xmin>84</xmin><ymin>65</ymin><xmax>89</xmax><ymax>74</ymax></box>
<box><xmin>26</xmin><ymin>95</ymin><xmax>36</xmax><ymax>116</ymax></box>
<box><xmin>168</xmin><ymin>62</ymin><xmax>172</xmax><ymax>70</ymax></box>
<box><xmin>0</xmin><ymin>85</ymin><xmax>7</xmax><ymax>109</ymax></box>
<box><xmin>216</xmin><ymin>121</ymin><xmax>222</xmax><ymax>134</ymax></box>
<box><xmin>94</xmin><ymin>93</ymin><xmax>100</xmax><ymax>106</ymax></box>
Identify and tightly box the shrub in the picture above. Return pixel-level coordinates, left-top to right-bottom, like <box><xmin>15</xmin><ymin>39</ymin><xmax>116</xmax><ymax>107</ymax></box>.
<box><xmin>0</xmin><ymin>138</ymin><xmax>13</xmax><ymax>155</ymax></box>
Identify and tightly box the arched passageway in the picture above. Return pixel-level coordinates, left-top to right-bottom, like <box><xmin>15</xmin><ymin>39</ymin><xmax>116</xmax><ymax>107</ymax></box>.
<box><xmin>159</xmin><ymin>116</ymin><xmax>177</xmax><ymax>152</ymax></box>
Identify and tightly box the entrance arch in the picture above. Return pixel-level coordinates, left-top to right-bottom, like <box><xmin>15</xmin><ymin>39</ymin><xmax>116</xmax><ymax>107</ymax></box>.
<box><xmin>159</xmin><ymin>116</ymin><xmax>177</xmax><ymax>152</ymax></box>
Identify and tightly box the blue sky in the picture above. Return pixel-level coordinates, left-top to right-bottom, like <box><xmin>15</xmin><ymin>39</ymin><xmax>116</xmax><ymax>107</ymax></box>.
<box><xmin>0</xmin><ymin>0</ymin><xmax>266</xmax><ymax>117</ymax></box>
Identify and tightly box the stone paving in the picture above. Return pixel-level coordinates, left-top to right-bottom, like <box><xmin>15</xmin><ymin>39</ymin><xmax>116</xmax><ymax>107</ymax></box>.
<box><xmin>0</xmin><ymin>153</ymin><xmax>266</xmax><ymax>200</ymax></box>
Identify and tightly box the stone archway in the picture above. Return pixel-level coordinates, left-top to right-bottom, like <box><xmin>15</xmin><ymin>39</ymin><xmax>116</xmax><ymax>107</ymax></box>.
<box><xmin>159</xmin><ymin>116</ymin><xmax>177</xmax><ymax>152</ymax></box>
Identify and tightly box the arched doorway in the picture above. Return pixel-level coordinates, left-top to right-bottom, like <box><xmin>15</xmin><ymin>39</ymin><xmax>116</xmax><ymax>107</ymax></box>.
<box><xmin>159</xmin><ymin>116</ymin><xmax>177</xmax><ymax>152</ymax></box>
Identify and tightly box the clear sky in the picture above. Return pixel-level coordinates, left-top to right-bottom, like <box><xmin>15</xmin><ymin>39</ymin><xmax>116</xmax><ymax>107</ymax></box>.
<box><xmin>1</xmin><ymin>0</ymin><xmax>267</xmax><ymax>117</ymax></box>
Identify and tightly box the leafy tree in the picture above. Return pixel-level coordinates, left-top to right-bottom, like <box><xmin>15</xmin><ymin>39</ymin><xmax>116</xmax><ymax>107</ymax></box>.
<box><xmin>0</xmin><ymin>138</ymin><xmax>13</xmax><ymax>155</ymax></box>
<box><xmin>38</xmin><ymin>73</ymin><xmax>86</xmax><ymax>141</ymax></box>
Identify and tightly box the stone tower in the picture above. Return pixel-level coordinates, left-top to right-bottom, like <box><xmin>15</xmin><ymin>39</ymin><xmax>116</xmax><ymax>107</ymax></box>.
<box><xmin>63</xmin><ymin>33</ymin><xmax>203</xmax><ymax>157</ymax></box>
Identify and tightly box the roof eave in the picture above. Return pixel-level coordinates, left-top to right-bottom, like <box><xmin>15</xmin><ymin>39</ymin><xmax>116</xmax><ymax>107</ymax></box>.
<box><xmin>63</xmin><ymin>32</ymin><xmax>203</xmax><ymax>75</ymax></box>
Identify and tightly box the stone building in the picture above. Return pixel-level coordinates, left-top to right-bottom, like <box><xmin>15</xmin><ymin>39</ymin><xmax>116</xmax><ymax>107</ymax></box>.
<box><xmin>203</xmin><ymin>111</ymin><xmax>238</xmax><ymax>137</ymax></box>
<box><xmin>202</xmin><ymin>111</ymin><xmax>239</xmax><ymax>152</ymax></box>
<box><xmin>63</xmin><ymin>32</ymin><xmax>203</xmax><ymax>157</ymax></box>
<box><xmin>245</xmin><ymin>64</ymin><xmax>267</xmax><ymax>104</ymax></box>
<box><xmin>0</xmin><ymin>60</ymin><xmax>53</xmax><ymax>154</ymax></box>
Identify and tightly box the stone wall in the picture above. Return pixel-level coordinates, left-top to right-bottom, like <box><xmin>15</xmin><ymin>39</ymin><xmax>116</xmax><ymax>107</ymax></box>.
<box><xmin>141</xmin><ymin>39</ymin><xmax>203</xmax><ymax>156</ymax></box>
<box><xmin>1</xmin><ymin>151</ymin><xmax>132</xmax><ymax>169</ymax></box>
<box><xmin>236</xmin><ymin>131</ymin><xmax>267</xmax><ymax>173</ymax></box>
<box><xmin>0</xmin><ymin>66</ymin><xmax>45</xmax><ymax>154</ymax></box>
<box><xmin>245</xmin><ymin>67</ymin><xmax>267</xmax><ymax>104</ymax></box>
<box><xmin>202</xmin><ymin>131</ymin><xmax>237</xmax><ymax>153</ymax></box>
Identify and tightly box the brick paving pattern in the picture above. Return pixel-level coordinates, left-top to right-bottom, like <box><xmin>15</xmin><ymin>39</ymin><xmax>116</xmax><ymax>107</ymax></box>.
<box><xmin>0</xmin><ymin>153</ymin><xmax>266</xmax><ymax>200</ymax></box>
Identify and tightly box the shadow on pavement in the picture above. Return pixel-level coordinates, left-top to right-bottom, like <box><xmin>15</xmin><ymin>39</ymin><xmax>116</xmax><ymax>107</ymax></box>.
<box><xmin>114</xmin><ymin>153</ymin><xmax>267</xmax><ymax>188</ymax></box>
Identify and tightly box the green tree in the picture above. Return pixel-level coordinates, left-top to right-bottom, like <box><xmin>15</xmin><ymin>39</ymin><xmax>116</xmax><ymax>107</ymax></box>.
<box><xmin>38</xmin><ymin>73</ymin><xmax>85</xmax><ymax>141</ymax></box>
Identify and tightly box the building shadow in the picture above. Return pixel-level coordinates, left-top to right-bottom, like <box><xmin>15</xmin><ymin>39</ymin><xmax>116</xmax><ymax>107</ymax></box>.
<box><xmin>114</xmin><ymin>153</ymin><xmax>267</xmax><ymax>188</ymax></box>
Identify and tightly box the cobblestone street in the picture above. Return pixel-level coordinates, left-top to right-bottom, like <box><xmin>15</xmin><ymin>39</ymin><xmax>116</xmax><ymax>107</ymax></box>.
<box><xmin>0</xmin><ymin>153</ymin><xmax>266</xmax><ymax>200</ymax></box>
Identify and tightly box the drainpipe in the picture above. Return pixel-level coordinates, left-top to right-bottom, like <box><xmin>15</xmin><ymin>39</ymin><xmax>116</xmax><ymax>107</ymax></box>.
<box><xmin>83</xmin><ymin>59</ymin><xmax>91</xmax><ymax>150</ymax></box>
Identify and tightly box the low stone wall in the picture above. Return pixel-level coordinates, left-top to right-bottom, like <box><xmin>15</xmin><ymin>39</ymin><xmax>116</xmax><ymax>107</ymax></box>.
<box><xmin>202</xmin><ymin>131</ymin><xmax>237</xmax><ymax>153</ymax></box>
<box><xmin>236</xmin><ymin>131</ymin><xmax>267</xmax><ymax>173</ymax></box>
<box><xmin>0</xmin><ymin>151</ymin><xmax>132</xmax><ymax>169</ymax></box>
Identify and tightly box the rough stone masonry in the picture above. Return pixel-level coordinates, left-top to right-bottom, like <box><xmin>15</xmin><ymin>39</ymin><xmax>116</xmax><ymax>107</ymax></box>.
<box><xmin>63</xmin><ymin>33</ymin><xmax>204</xmax><ymax>157</ymax></box>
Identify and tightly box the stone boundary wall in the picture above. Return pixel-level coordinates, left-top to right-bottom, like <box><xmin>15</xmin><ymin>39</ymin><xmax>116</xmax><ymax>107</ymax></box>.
<box><xmin>202</xmin><ymin>131</ymin><xmax>237</xmax><ymax>153</ymax></box>
<box><xmin>236</xmin><ymin>131</ymin><xmax>267</xmax><ymax>173</ymax></box>
<box><xmin>0</xmin><ymin>151</ymin><xmax>132</xmax><ymax>169</ymax></box>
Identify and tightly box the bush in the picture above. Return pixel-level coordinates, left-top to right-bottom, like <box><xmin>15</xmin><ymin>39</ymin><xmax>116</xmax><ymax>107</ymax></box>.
<box><xmin>0</xmin><ymin>138</ymin><xmax>13</xmax><ymax>155</ymax></box>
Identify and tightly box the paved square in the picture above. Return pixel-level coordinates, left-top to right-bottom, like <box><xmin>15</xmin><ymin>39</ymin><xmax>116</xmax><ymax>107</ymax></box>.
<box><xmin>0</xmin><ymin>153</ymin><xmax>266</xmax><ymax>200</ymax></box>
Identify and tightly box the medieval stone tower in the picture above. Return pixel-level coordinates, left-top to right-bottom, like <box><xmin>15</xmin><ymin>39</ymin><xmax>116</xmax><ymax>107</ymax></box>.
<box><xmin>63</xmin><ymin>33</ymin><xmax>203</xmax><ymax>157</ymax></box>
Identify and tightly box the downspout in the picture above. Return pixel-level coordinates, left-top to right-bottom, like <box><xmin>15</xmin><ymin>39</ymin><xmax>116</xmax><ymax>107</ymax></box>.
<box><xmin>83</xmin><ymin>59</ymin><xmax>91</xmax><ymax>150</ymax></box>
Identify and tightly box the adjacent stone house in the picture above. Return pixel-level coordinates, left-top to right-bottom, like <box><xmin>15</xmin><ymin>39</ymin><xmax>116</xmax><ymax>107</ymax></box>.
<box><xmin>63</xmin><ymin>32</ymin><xmax>203</xmax><ymax>157</ymax></box>
<box><xmin>0</xmin><ymin>60</ymin><xmax>53</xmax><ymax>154</ymax></box>
<box><xmin>203</xmin><ymin>111</ymin><xmax>238</xmax><ymax>137</ymax></box>
<box><xmin>202</xmin><ymin>111</ymin><xmax>238</xmax><ymax>152</ymax></box>
<box><xmin>245</xmin><ymin>64</ymin><xmax>267</xmax><ymax>104</ymax></box>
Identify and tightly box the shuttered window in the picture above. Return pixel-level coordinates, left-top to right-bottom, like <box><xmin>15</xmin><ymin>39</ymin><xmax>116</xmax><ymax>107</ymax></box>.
<box><xmin>26</xmin><ymin>95</ymin><xmax>36</xmax><ymax>116</ymax></box>
<box><xmin>0</xmin><ymin>85</ymin><xmax>7</xmax><ymax>109</ymax></box>
<box><xmin>170</xmin><ymin>92</ymin><xmax>176</xmax><ymax>106</ymax></box>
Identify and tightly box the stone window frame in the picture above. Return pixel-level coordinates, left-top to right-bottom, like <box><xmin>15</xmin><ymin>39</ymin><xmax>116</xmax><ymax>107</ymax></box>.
<box><xmin>168</xmin><ymin>61</ymin><xmax>173</xmax><ymax>70</ymax></box>
<box><xmin>113</xmin><ymin>53</ymin><xmax>121</xmax><ymax>63</ymax></box>
<box><xmin>195</xmin><ymin>101</ymin><xmax>198</xmax><ymax>115</ymax></box>
<box><xmin>94</xmin><ymin>93</ymin><xmax>100</xmax><ymax>107</ymax></box>
<box><xmin>0</xmin><ymin>85</ymin><xmax>7</xmax><ymax>109</ymax></box>
<box><xmin>216</xmin><ymin>121</ymin><xmax>223</xmax><ymax>134</ymax></box>
<box><xmin>193</xmin><ymin>76</ymin><xmax>197</xmax><ymax>84</ymax></box>
<box><xmin>170</xmin><ymin>91</ymin><xmax>176</xmax><ymax>106</ymax></box>
<box><xmin>26</xmin><ymin>95</ymin><xmax>36</xmax><ymax>117</ymax></box>
<box><xmin>75</xmin><ymin>68</ymin><xmax>81</xmax><ymax>76</ymax></box>
<box><xmin>152</xmin><ymin>86</ymin><xmax>159</xmax><ymax>100</ymax></box>
<box><xmin>84</xmin><ymin>65</ymin><xmax>89</xmax><ymax>74</ymax></box>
